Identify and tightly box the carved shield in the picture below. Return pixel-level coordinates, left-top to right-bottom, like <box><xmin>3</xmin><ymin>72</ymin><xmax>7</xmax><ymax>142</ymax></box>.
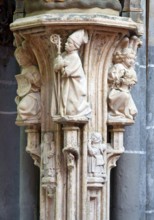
<box><xmin>15</xmin><ymin>74</ymin><xmax>31</xmax><ymax>97</ymax></box>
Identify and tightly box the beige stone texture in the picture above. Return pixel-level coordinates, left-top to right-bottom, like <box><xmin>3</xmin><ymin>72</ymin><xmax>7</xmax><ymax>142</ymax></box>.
<box><xmin>11</xmin><ymin>12</ymin><xmax>142</xmax><ymax>220</ymax></box>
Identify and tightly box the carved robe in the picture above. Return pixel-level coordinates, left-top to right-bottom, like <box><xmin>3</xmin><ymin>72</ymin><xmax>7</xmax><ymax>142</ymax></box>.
<box><xmin>16</xmin><ymin>65</ymin><xmax>41</xmax><ymax>121</ymax></box>
<box><xmin>88</xmin><ymin>143</ymin><xmax>105</xmax><ymax>177</ymax></box>
<box><xmin>52</xmin><ymin>51</ymin><xmax>91</xmax><ymax>118</ymax></box>
<box><xmin>108</xmin><ymin>63</ymin><xmax>138</xmax><ymax>120</ymax></box>
<box><xmin>42</xmin><ymin>141</ymin><xmax>56</xmax><ymax>177</ymax></box>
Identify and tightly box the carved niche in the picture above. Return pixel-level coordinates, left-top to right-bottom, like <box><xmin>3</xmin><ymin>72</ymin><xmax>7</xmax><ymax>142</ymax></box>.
<box><xmin>11</xmin><ymin>12</ymin><xmax>142</xmax><ymax>220</ymax></box>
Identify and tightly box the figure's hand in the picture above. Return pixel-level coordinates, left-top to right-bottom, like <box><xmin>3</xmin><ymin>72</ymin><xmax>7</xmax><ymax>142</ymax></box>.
<box><xmin>61</xmin><ymin>67</ymin><xmax>67</xmax><ymax>77</ymax></box>
<box><xmin>54</xmin><ymin>55</ymin><xmax>64</xmax><ymax>72</ymax></box>
<box><xmin>88</xmin><ymin>147</ymin><xmax>95</xmax><ymax>157</ymax></box>
<box><xmin>100</xmin><ymin>144</ymin><xmax>106</xmax><ymax>154</ymax></box>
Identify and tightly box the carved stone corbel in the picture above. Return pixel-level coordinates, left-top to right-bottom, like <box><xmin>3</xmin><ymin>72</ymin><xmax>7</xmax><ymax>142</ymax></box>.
<box><xmin>25</xmin><ymin>125</ymin><xmax>41</xmax><ymax>167</ymax></box>
<box><xmin>11</xmin><ymin>12</ymin><xmax>142</xmax><ymax>220</ymax></box>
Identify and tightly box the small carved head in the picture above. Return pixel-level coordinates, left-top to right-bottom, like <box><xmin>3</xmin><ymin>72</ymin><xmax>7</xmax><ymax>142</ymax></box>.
<box><xmin>113</xmin><ymin>35</ymin><xmax>142</xmax><ymax>67</ymax></box>
<box><xmin>65</xmin><ymin>29</ymin><xmax>88</xmax><ymax>52</ymax></box>
<box><xmin>122</xmin><ymin>49</ymin><xmax>136</xmax><ymax>68</ymax></box>
<box><xmin>15</xmin><ymin>41</ymin><xmax>37</xmax><ymax>67</ymax></box>
<box><xmin>91</xmin><ymin>132</ymin><xmax>103</xmax><ymax>144</ymax></box>
<box><xmin>65</xmin><ymin>38</ymin><xmax>78</xmax><ymax>52</ymax></box>
<box><xmin>44</xmin><ymin>132</ymin><xmax>53</xmax><ymax>144</ymax></box>
<box><xmin>15</xmin><ymin>46</ymin><xmax>31</xmax><ymax>66</ymax></box>
<box><xmin>113</xmin><ymin>49</ymin><xmax>136</xmax><ymax>68</ymax></box>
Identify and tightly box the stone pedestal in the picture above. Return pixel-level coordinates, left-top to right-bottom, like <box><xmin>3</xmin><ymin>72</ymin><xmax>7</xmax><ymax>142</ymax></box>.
<box><xmin>11</xmin><ymin>11</ymin><xmax>142</xmax><ymax>220</ymax></box>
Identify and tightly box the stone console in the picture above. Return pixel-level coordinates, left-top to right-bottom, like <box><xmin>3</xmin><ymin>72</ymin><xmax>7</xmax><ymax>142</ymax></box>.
<box><xmin>11</xmin><ymin>10</ymin><xmax>142</xmax><ymax>220</ymax></box>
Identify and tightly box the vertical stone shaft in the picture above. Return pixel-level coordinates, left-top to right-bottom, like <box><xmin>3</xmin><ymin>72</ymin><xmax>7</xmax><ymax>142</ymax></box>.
<box><xmin>63</xmin><ymin>126</ymin><xmax>80</xmax><ymax>220</ymax></box>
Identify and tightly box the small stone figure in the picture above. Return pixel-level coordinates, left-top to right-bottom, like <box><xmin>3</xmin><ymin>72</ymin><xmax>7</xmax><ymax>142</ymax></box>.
<box><xmin>42</xmin><ymin>132</ymin><xmax>56</xmax><ymax>178</ymax></box>
<box><xmin>88</xmin><ymin>132</ymin><xmax>106</xmax><ymax>177</ymax></box>
<box><xmin>52</xmin><ymin>29</ymin><xmax>91</xmax><ymax>120</ymax></box>
<box><xmin>108</xmin><ymin>36</ymin><xmax>141</xmax><ymax>120</ymax></box>
<box><xmin>15</xmin><ymin>46</ymin><xmax>41</xmax><ymax>122</ymax></box>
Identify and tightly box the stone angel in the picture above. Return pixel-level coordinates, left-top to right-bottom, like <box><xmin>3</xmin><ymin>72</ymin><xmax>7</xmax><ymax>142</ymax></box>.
<box><xmin>15</xmin><ymin>44</ymin><xmax>41</xmax><ymax>123</ymax></box>
<box><xmin>108</xmin><ymin>36</ymin><xmax>142</xmax><ymax>120</ymax></box>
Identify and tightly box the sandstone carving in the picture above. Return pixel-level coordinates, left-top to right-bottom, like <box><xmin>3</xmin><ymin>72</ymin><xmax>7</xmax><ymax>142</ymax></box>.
<box><xmin>26</xmin><ymin>126</ymin><xmax>41</xmax><ymax>167</ymax></box>
<box><xmin>11</xmin><ymin>11</ymin><xmax>142</xmax><ymax>220</ymax></box>
<box><xmin>41</xmin><ymin>132</ymin><xmax>56</xmax><ymax>198</ymax></box>
<box><xmin>88</xmin><ymin>132</ymin><xmax>106</xmax><ymax>179</ymax></box>
<box><xmin>108</xmin><ymin>36</ymin><xmax>141</xmax><ymax>121</ymax></box>
<box><xmin>51</xmin><ymin>29</ymin><xmax>91</xmax><ymax>121</ymax></box>
<box><xmin>15</xmin><ymin>44</ymin><xmax>41</xmax><ymax>123</ymax></box>
<box><xmin>41</xmin><ymin>132</ymin><xmax>56</xmax><ymax>179</ymax></box>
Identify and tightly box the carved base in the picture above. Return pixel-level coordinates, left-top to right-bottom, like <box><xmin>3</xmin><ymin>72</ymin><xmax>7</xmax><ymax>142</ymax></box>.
<box><xmin>52</xmin><ymin>115</ymin><xmax>90</xmax><ymax>124</ymax></box>
<box><xmin>107</xmin><ymin>117</ymin><xmax>135</xmax><ymax>126</ymax></box>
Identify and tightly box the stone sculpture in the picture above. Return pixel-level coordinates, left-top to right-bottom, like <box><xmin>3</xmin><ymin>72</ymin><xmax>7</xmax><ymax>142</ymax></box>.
<box><xmin>108</xmin><ymin>36</ymin><xmax>141</xmax><ymax>121</ymax></box>
<box><xmin>24</xmin><ymin>0</ymin><xmax>121</xmax><ymax>13</ymax></box>
<box><xmin>41</xmin><ymin>132</ymin><xmax>56</xmax><ymax>179</ymax></box>
<box><xmin>88</xmin><ymin>132</ymin><xmax>106</xmax><ymax>178</ymax></box>
<box><xmin>51</xmin><ymin>29</ymin><xmax>91</xmax><ymax>120</ymax></box>
<box><xmin>41</xmin><ymin>132</ymin><xmax>56</xmax><ymax>198</ymax></box>
<box><xmin>15</xmin><ymin>45</ymin><xmax>41</xmax><ymax>123</ymax></box>
<box><xmin>26</xmin><ymin>127</ymin><xmax>41</xmax><ymax>167</ymax></box>
<box><xmin>11</xmin><ymin>10</ymin><xmax>142</xmax><ymax>220</ymax></box>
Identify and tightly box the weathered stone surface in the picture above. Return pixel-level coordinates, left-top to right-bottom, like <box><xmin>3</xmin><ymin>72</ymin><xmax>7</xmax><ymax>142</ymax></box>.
<box><xmin>24</xmin><ymin>0</ymin><xmax>121</xmax><ymax>14</ymax></box>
